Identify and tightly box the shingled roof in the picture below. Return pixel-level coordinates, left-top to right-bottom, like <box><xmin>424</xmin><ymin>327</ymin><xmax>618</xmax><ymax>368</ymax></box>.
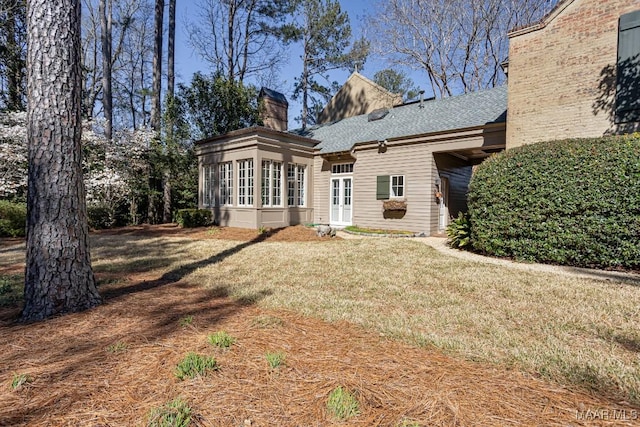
<box><xmin>291</xmin><ymin>85</ymin><xmax>507</xmax><ymax>154</ymax></box>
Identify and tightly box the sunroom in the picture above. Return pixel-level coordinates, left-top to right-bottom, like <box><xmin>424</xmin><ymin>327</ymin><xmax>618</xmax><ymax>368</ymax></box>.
<box><xmin>195</xmin><ymin>126</ymin><xmax>317</xmax><ymax>229</ymax></box>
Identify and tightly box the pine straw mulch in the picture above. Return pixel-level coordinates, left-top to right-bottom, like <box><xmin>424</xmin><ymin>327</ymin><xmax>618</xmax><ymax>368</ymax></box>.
<box><xmin>0</xmin><ymin>226</ymin><xmax>637</xmax><ymax>426</ymax></box>
<box><xmin>91</xmin><ymin>223</ymin><xmax>335</xmax><ymax>242</ymax></box>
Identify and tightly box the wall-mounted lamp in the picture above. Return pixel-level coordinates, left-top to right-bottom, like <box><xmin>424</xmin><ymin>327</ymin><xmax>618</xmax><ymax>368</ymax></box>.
<box><xmin>434</xmin><ymin>176</ymin><xmax>443</xmax><ymax>200</ymax></box>
<box><xmin>377</xmin><ymin>139</ymin><xmax>387</xmax><ymax>148</ymax></box>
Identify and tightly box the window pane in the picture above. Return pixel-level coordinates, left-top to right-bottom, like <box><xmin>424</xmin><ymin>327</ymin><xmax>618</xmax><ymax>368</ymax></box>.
<box><xmin>297</xmin><ymin>165</ymin><xmax>305</xmax><ymax>206</ymax></box>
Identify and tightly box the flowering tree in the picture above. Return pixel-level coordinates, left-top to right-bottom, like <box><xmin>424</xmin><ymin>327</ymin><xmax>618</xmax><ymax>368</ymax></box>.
<box><xmin>0</xmin><ymin>111</ymin><xmax>27</xmax><ymax>201</ymax></box>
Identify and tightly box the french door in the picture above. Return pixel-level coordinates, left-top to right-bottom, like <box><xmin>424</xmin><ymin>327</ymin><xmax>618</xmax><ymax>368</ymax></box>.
<box><xmin>330</xmin><ymin>176</ymin><xmax>352</xmax><ymax>226</ymax></box>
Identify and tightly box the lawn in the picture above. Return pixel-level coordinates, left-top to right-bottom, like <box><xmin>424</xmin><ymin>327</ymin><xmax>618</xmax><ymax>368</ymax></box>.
<box><xmin>0</xmin><ymin>226</ymin><xmax>639</xmax><ymax>425</ymax></box>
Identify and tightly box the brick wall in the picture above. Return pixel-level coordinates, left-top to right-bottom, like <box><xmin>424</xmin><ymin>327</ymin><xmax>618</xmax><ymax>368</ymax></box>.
<box><xmin>506</xmin><ymin>0</ymin><xmax>640</xmax><ymax>148</ymax></box>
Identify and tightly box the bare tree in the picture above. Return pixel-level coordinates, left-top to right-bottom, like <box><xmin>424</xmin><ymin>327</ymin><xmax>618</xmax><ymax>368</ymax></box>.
<box><xmin>23</xmin><ymin>0</ymin><xmax>101</xmax><ymax>321</ymax></box>
<box><xmin>369</xmin><ymin>0</ymin><xmax>558</xmax><ymax>97</ymax></box>
<box><xmin>82</xmin><ymin>0</ymin><xmax>151</xmax><ymax>128</ymax></box>
<box><xmin>188</xmin><ymin>0</ymin><xmax>292</xmax><ymax>83</ymax></box>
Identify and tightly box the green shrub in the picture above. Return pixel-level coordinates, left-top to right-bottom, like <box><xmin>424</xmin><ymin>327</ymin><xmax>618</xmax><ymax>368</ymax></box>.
<box><xmin>87</xmin><ymin>203</ymin><xmax>129</xmax><ymax>229</ymax></box>
<box><xmin>175</xmin><ymin>209</ymin><xmax>212</xmax><ymax>228</ymax></box>
<box><xmin>446</xmin><ymin>212</ymin><xmax>471</xmax><ymax>249</ymax></box>
<box><xmin>468</xmin><ymin>135</ymin><xmax>640</xmax><ymax>268</ymax></box>
<box><xmin>0</xmin><ymin>201</ymin><xmax>26</xmax><ymax>237</ymax></box>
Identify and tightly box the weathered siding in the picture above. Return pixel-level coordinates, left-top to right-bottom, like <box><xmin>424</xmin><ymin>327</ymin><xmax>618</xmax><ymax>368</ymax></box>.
<box><xmin>507</xmin><ymin>0</ymin><xmax>640</xmax><ymax>148</ymax></box>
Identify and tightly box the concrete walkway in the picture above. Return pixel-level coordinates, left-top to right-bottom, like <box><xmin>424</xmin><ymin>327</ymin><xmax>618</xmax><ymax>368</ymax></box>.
<box><xmin>337</xmin><ymin>231</ymin><xmax>640</xmax><ymax>286</ymax></box>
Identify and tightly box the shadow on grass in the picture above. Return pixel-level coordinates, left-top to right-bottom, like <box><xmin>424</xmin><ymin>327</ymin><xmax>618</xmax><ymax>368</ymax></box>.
<box><xmin>0</xmin><ymin>231</ymin><xmax>282</xmax><ymax>425</ymax></box>
<box><xmin>101</xmin><ymin>228</ymin><xmax>282</xmax><ymax>300</ymax></box>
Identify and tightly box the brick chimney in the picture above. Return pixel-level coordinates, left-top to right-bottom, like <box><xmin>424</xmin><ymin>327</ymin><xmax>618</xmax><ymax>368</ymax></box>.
<box><xmin>259</xmin><ymin>87</ymin><xmax>288</xmax><ymax>132</ymax></box>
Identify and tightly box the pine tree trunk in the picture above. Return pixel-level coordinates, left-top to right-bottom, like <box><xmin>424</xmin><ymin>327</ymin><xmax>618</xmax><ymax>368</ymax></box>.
<box><xmin>151</xmin><ymin>0</ymin><xmax>163</xmax><ymax>132</ymax></box>
<box><xmin>22</xmin><ymin>0</ymin><xmax>101</xmax><ymax>322</ymax></box>
<box><xmin>163</xmin><ymin>0</ymin><xmax>175</xmax><ymax>224</ymax></box>
<box><xmin>100</xmin><ymin>0</ymin><xmax>113</xmax><ymax>140</ymax></box>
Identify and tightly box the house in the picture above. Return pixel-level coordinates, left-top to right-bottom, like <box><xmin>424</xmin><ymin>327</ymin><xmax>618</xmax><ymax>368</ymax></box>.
<box><xmin>196</xmin><ymin>73</ymin><xmax>506</xmax><ymax>234</ymax></box>
<box><xmin>506</xmin><ymin>0</ymin><xmax>640</xmax><ymax>148</ymax></box>
<box><xmin>195</xmin><ymin>1</ymin><xmax>640</xmax><ymax>234</ymax></box>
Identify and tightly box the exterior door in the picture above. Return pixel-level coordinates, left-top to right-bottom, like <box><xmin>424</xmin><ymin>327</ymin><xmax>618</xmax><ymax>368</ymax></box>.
<box><xmin>330</xmin><ymin>177</ymin><xmax>352</xmax><ymax>226</ymax></box>
<box><xmin>438</xmin><ymin>177</ymin><xmax>449</xmax><ymax>232</ymax></box>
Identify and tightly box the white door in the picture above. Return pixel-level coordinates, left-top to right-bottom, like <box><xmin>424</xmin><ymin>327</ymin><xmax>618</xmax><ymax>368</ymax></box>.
<box><xmin>438</xmin><ymin>177</ymin><xmax>449</xmax><ymax>232</ymax></box>
<box><xmin>330</xmin><ymin>177</ymin><xmax>352</xmax><ymax>226</ymax></box>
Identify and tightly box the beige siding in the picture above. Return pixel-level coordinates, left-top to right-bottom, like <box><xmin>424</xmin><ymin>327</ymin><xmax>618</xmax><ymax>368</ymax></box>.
<box><xmin>507</xmin><ymin>0</ymin><xmax>640</xmax><ymax>148</ymax></box>
<box><xmin>313</xmin><ymin>156</ymin><xmax>331</xmax><ymax>224</ymax></box>
<box><xmin>352</xmin><ymin>145</ymin><xmax>434</xmax><ymax>233</ymax></box>
<box><xmin>196</xmin><ymin>129</ymin><xmax>315</xmax><ymax>229</ymax></box>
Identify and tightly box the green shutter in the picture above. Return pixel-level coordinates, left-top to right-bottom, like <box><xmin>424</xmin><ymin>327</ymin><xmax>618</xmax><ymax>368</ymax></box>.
<box><xmin>616</xmin><ymin>10</ymin><xmax>640</xmax><ymax>123</ymax></box>
<box><xmin>376</xmin><ymin>175</ymin><xmax>390</xmax><ymax>200</ymax></box>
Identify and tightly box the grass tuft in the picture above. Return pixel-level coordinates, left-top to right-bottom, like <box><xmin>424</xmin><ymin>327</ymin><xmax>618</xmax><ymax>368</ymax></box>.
<box><xmin>174</xmin><ymin>352</ymin><xmax>218</xmax><ymax>380</ymax></box>
<box><xmin>327</xmin><ymin>386</ymin><xmax>360</xmax><ymax>420</ymax></box>
<box><xmin>106</xmin><ymin>341</ymin><xmax>128</xmax><ymax>353</ymax></box>
<box><xmin>207</xmin><ymin>331</ymin><xmax>235</xmax><ymax>348</ymax></box>
<box><xmin>10</xmin><ymin>373</ymin><xmax>32</xmax><ymax>390</ymax></box>
<box><xmin>265</xmin><ymin>351</ymin><xmax>285</xmax><ymax>369</ymax></box>
<box><xmin>147</xmin><ymin>397</ymin><xmax>191</xmax><ymax>427</ymax></box>
<box><xmin>178</xmin><ymin>315</ymin><xmax>194</xmax><ymax>327</ymax></box>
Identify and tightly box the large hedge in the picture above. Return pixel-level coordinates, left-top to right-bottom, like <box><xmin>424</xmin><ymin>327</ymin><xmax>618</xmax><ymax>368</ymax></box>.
<box><xmin>468</xmin><ymin>135</ymin><xmax>640</xmax><ymax>269</ymax></box>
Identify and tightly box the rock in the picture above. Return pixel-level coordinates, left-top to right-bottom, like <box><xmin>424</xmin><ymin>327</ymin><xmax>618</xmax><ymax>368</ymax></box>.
<box><xmin>317</xmin><ymin>225</ymin><xmax>333</xmax><ymax>237</ymax></box>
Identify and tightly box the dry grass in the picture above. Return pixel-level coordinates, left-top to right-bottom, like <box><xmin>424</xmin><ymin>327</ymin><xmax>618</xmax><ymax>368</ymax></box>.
<box><xmin>0</xmin><ymin>228</ymin><xmax>639</xmax><ymax>425</ymax></box>
<box><xmin>177</xmin><ymin>237</ymin><xmax>640</xmax><ymax>405</ymax></box>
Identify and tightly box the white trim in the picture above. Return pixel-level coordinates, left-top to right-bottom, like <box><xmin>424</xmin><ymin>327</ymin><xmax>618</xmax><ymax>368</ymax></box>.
<box><xmin>329</xmin><ymin>175</ymin><xmax>353</xmax><ymax>227</ymax></box>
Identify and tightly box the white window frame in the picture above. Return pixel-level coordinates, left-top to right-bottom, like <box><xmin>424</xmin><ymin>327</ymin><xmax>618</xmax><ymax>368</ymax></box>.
<box><xmin>219</xmin><ymin>162</ymin><xmax>233</xmax><ymax>206</ymax></box>
<box><xmin>202</xmin><ymin>164</ymin><xmax>215</xmax><ymax>208</ymax></box>
<box><xmin>390</xmin><ymin>175</ymin><xmax>405</xmax><ymax>198</ymax></box>
<box><xmin>287</xmin><ymin>163</ymin><xmax>307</xmax><ymax>207</ymax></box>
<box><xmin>237</xmin><ymin>159</ymin><xmax>254</xmax><ymax>207</ymax></box>
<box><xmin>331</xmin><ymin>162</ymin><xmax>354</xmax><ymax>175</ymax></box>
<box><xmin>261</xmin><ymin>160</ymin><xmax>282</xmax><ymax>207</ymax></box>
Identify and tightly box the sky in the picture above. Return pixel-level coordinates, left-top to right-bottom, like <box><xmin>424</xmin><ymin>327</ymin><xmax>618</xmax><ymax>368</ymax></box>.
<box><xmin>171</xmin><ymin>0</ymin><xmax>420</xmax><ymax>129</ymax></box>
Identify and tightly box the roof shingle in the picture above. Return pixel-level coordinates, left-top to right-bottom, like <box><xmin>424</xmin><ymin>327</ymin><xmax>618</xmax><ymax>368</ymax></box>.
<box><xmin>291</xmin><ymin>85</ymin><xmax>507</xmax><ymax>154</ymax></box>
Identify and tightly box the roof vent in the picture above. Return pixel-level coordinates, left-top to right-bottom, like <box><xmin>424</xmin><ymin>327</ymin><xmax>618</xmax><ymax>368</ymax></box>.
<box><xmin>368</xmin><ymin>108</ymin><xmax>389</xmax><ymax>122</ymax></box>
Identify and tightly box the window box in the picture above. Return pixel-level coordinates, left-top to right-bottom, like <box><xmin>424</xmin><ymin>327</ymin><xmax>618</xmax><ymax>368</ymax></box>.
<box><xmin>383</xmin><ymin>199</ymin><xmax>407</xmax><ymax>211</ymax></box>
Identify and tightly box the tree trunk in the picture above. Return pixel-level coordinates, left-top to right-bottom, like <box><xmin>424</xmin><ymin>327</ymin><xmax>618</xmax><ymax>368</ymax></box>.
<box><xmin>167</xmin><ymin>0</ymin><xmax>175</xmax><ymax>98</ymax></box>
<box><xmin>100</xmin><ymin>0</ymin><xmax>112</xmax><ymax>140</ymax></box>
<box><xmin>22</xmin><ymin>0</ymin><xmax>101</xmax><ymax>322</ymax></box>
<box><xmin>162</xmin><ymin>0</ymin><xmax>175</xmax><ymax>224</ymax></box>
<box><xmin>148</xmin><ymin>0</ymin><xmax>164</xmax><ymax>223</ymax></box>
<box><xmin>151</xmin><ymin>0</ymin><xmax>163</xmax><ymax>132</ymax></box>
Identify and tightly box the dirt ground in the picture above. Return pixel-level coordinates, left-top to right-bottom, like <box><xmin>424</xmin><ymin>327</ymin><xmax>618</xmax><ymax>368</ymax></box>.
<box><xmin>0</xmin><ymin>225</ymin><xmax>637</xmax><ymax>426</ymax></box>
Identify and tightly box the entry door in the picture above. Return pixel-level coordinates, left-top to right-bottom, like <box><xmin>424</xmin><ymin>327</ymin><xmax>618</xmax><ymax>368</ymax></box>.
<box><xmin>438</xmin><ymin>177</ymin><xmax>449</xmax><ymax>232</ymax></box>
<box><xmin>330</xmin><ymin>177</ymin><xmax>352</xmax><ymax>226</ymax></box>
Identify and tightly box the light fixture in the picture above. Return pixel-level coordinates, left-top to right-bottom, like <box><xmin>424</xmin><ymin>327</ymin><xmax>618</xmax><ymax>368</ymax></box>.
<box><xmin>377</xmin><ymin>139</ymin><xmax>387</xmax><ymax>148</ymax></box>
